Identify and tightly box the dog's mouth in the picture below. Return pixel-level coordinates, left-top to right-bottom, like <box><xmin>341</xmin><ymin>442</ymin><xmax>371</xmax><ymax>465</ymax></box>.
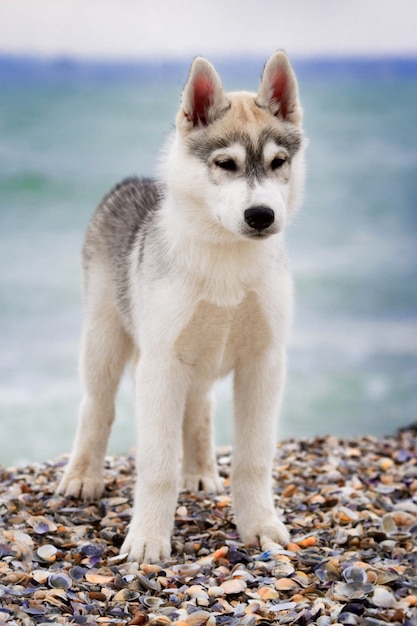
<box><xmin>241</xmin><ymin>226</ymin><xmax>279</xmax><ymax>239</ymax></box>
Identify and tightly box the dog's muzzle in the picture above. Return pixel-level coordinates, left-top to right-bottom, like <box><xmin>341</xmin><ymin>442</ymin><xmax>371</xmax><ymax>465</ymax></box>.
<box><xmin>244</xmin><ymin>206</ymin><xmax>275</xmax><ymax>233</ymax></box>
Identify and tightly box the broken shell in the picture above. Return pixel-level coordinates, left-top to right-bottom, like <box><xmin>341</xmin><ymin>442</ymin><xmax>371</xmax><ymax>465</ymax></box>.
<box><xmin>31</xmin><ymin>570</ymin><xmax>50</xmax><ymax>584</ymax></box>
<box><xmin>333</xmin><ymin>507</ymin><xmax>359</xmax><ymax>523</ymax></box>
<box><xmin>343</xmin><ymin>566</ymin><xmax>367</xmax><ymax>584</ymax></box>
<box><xmin>27</xmin><ymin>515</ymin><xmax>57</xmax><ymax>534</ymax></box>
<box><xmin>272</xmin><ymin>561</ymin><xmax>295</xmax><ymax>578</ymax></box>
<box><xmin>332</xmin><ymin>582</ymin><xmax>370</xmax><ymax>601</ymax></box>
<box><xmin>136</xmin><ymin>571</ymin><xmax>160</xmax><ymax>592</ymax></box>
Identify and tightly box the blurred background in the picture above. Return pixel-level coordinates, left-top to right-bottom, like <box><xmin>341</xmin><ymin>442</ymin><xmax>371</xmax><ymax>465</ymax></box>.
<box><xmin>1</xmin><ymin>0</ymin><xmax>417</xmax><ymax>467</ymax></box>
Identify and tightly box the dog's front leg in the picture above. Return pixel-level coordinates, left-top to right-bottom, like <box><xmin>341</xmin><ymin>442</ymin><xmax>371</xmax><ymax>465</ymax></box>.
<box><xmin>121</xmin><ymin>353</ymin><xmax>190</xmax><ymax>563</ymax></box>
<box><xmin>232</xmin><ymin>349</ymin><xmax>290</xmax><ymax>551</ymax></box>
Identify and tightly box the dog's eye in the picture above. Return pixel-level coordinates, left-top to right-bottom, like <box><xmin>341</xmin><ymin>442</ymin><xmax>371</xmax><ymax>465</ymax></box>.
<box><xmin>215</xmin><ymin>159</ymin><xmax>237</xmax><ymax>172</ymax></box>
<box><xmin>271</xmin><ymin>156</ymin><xmax>287</xmax><ymax>170</ymax></box>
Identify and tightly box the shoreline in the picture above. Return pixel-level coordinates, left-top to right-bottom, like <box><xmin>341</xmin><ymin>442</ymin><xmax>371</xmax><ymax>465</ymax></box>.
<box><xmin>0</xmin><ymin>430</ymin><xmax>416</xmax><ymax>625</ymax></box>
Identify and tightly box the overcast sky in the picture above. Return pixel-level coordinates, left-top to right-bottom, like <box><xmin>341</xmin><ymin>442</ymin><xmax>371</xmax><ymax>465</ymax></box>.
<box><xmin>0</xmin><ymin>0</ymin><xmax>416</xmax><ymax>60</ymax></box>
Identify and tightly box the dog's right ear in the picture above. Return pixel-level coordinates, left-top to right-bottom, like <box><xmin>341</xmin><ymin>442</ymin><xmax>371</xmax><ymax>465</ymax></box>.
<box><xmin>177</xmin><ymin>57</ymin><xmax>229</xmax><ymax>131</ymax></box>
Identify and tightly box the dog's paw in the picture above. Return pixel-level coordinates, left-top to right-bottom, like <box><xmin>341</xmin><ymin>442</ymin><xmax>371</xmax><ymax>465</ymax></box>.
<box><xmin>182</xmin><ymin>472</ymin><xmax>223</xmax><ymax>493</ymax></box>
<box><xmin>240</xmin><ymin>516</ymin><xmax>290</xmax><ymax>551</ymax></box>
<box><xmin>120</xmin><ymin>532</ymin><xmax>171</xmax><ymax>564</ymax></box>
<box><xmin>57</xmin><ymin>473</ymin><xmax>104</xmax><ymax>500</ymax></box>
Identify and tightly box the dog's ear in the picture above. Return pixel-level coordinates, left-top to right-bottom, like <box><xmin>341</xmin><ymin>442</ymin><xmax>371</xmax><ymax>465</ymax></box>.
<box><xmin>257</xmin><ymin>51</ymin><xmax>302</xmax><ymax>126</ymax></box>
<box><xmin>178</xmin><ymin>57</ymin><xmax>229</xmax><ymax>131</ymax></box>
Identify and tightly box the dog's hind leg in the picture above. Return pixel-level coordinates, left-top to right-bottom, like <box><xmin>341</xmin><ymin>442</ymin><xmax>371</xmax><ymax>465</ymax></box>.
<box><xmin>182</xmin><ymin>383</ymin><xmax>223</xmax><ymax>493</ymax></box>
<box><xmin>57</xmin><ymin>265</ymin><xmax>132</xmax><ymax>500</ymax></box>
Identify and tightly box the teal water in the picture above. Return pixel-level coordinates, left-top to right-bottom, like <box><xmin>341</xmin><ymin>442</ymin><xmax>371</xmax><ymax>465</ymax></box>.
<box><xmin>1</xmin><ymin>58</ymin><xmax>417</xmax><ymax>467</ymax></box>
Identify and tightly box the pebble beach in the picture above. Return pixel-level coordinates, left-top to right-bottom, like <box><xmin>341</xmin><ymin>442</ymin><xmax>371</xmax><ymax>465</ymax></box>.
<box><xmin>1</xmin><ymin>429</ymin><xmax>416</xmax><ymax>625</ymax></box>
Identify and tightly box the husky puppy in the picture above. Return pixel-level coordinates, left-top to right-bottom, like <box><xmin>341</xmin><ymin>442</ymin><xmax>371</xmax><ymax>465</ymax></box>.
<box><xmin>58</xmin><ymin>51</ymin><xmax>305</xmax><ymax>563</ymax></box>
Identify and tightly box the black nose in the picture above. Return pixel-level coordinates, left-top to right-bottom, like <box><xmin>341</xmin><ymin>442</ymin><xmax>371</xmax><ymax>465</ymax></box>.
<box><xmin>244</xmin><ymin>206</ymin><xmax>275</xmax><ymax>232</ymax></box>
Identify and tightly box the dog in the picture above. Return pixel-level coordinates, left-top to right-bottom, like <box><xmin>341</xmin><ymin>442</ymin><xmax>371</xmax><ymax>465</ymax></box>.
<box><xmin>57</xmin><ymin>51</ymin><xmax>305</xmax><ymax>563</ymax></box>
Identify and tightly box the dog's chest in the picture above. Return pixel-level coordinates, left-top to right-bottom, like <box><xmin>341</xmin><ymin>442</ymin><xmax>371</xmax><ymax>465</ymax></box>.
<box><xmin>174</xmin><ymin>300</ymin><xmax>235</xmax><ymax>377</ymax></box>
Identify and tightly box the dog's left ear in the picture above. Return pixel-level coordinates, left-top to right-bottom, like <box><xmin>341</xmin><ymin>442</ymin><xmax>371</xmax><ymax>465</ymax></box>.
<box><xmin>178</xmin><ymin>57</ymin><xmax>229</xmax><ymax>131</ymax></box>
<box><xmin>257</xmin><ymin>51</ymin><xmax>302</xmax><ymax>126</ymax></box>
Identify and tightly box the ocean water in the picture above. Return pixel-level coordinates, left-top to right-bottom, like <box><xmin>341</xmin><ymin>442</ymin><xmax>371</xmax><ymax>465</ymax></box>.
<box><xmin>1</xmin><ymin>57</ymin><xmax>417</xmax><ymax>467</ymax></box>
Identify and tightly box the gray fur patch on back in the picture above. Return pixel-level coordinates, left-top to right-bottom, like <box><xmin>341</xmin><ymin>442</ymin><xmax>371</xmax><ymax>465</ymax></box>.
<box><xmin>83</xmin><ymin>177</ymin><xmax>162</xmax><ymax>323</ymax></box>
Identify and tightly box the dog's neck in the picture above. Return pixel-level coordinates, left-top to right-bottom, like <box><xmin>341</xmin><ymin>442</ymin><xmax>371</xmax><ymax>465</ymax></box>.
<box><xmin>158</xmin><ymin>197</ymin><xmax>286</xmax><ymax>307</ymax></box>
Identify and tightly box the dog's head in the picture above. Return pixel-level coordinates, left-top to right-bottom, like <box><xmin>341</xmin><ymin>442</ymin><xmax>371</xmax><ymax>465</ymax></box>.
<box><xmin>164</xmin><ymin>52</ymin><xmax>305</xmax><ymax>242</ymax></box>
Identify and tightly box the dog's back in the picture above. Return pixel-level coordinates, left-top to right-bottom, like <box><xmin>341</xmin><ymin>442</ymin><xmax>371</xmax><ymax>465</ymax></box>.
<box><xmin>82</xmin><ymin>177</ymin><xmax>161</xmax><ymax>329</ymax></box>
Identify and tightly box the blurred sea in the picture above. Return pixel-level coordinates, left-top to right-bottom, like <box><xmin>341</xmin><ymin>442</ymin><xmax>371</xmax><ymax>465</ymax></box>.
<box><xmin>1</xmin><ymin>56</ymin><xmax>417</xmax><ymax>467</ymax></box>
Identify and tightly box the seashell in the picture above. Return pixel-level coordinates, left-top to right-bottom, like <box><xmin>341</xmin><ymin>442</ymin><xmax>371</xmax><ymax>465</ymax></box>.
<box><xmin>232</xmin><ymin>567</ymin><xmax>255</xmax><ymax>582</ymax></box>
<box><xmin>2</xmin><ymin>572</ymin><xmax>30</xmax><ymax>584</ymax></box>
<box><xmin>274</xmin><ymin>577</ymin><xmax>300</xmax><ymax>591</ymax></box>
<box><xmin>12</xmin><ymin>530</ymin><xmax>34</xmax><ymax>546</ymax></box>
<box><xmin>37</xmin><ymin>544</ymin><xmax>57</xmax><ymax>562</ymax></box>
<box><xmin>343</xmin><ymin>566</ymin><xmax>367</xmax><ymax>584</ymax></box>
<box><xmin>184</xmin><ymin>610</ymin><xmax>214</xmax><ymax>625</ymax></box>
<box><xmin>392</xmin><ymin>510</ymin><xmax>417</xmax><ymax>526</ymax></box>
<box><xmin>381</xmin><ymin>513</ymin><xmax>397</xmax><ymax>535</ymax></box>
<box><xmin>337</xmin><ymin>612</ymin><xmax>359</xmax><ymax>624</ymax></box>
<box><xmin>142</xmin><ymin>596</ymin><xmax>165</xmax><ymax>609</ymax></box>
<box><xmin>148</xmin><ymin>616</ymin><xmax>171</xmax><ymax>626</ymax></box>
<box><xmin>373</xmin><ymin>568</ymin><xmax>399</xmax><ymax>585</ymax></box>
<box><xmin>331</xmin><ymin>582</ymin><xmax>370</xmax><ymax>601</ymax></box>
<box><xmin>176</xmin><ymin>505</ymin><xmax>188</xmax><ymax>516</ymax></box>
<box><xmin>333</xmin><ymin>507</ymin><xmax>359</xmax><ymax>523</ymax></box>
<box><xmin>258</xmin><ymin>585</ymin><xmax>279</xmax><ymax>600</ymax></box>
<box><xmin>272</xmin><ymin>561</ymin><xmax>295</xmax><ymax>578</ymax></box>
<box><xmin>371</xmin><ymin>586</ymin><xmax>397</xmax><ymax>608</ymax></box>
<box><xmin>170</xmin><ymin>563</ymin><xmax>201</xmax><ymax>577</ymax></box>
<box><xmin>0</xmin><ymin>543</ymin><xmax>13</xmax><ymax>558</ymax></box>
<box><xmin>27</xmin><ymin>515</ymin><xmax>57</xmax><ymax>534</ymax></box>
<box><xmin>187</xmin><ymin>584</ymin><xmax>210</xmax><ymax>604</ymax></box>
<box><xmin>208</xmin><ymin>585</ymin><xmax>224</xmax><ymax>597</ymax></box>
<box><xmin>79</xmin><ymin>543</ymin><xmax>104</xmax><ymax>557</ymax></box>
<box><xmin>48</xmin><ymin>573</ymin><xmax>72</xmax><ymax>590</ymax></box>
<box><xmin>85</xmin><ymin>572</ymin><xmax>114</xmax><ymax>585</ymax></box>
<box><xmin>293</xmin><ymin>571</ymin><xmax>313</xmax><ymax>588</ymax></box>
<box><xmin>136</xmin><ymin>571</ymin><xmax>160</xmax><ymax>592</ymax></box>
<box><xmin>113</xmin><ymin>589</ymin><xmax>139</xmax><ymax>602</ymax></box>
<box><xmin>31</xmin><ymin>570</ymin><xmax>50</xmax><ymax>585</ymax></box>
<box><xmin>69</xmin><ymin>566</ymin><xmax>86</xmax><ymax>580</ymax></box>
<box><xmin>212</xmin><ymin>545</ymin><xmax>229</xmax><ymax>560</ymax></box>
<box><xmin>297</xmin><ymin>534</ymin><xmax>318</xmax><ymax>548</ymax></box>
<box><xmin>268</xmin><ymin>601</ymin><xmax>298</xmax><ymax>612</ymax></box>
<box><xmin>379</xmin><ymin>456</ymin><xmax>394</xmax><ymax>470</ymax></box>
<box><xmin>220</xmin><ymin>578</ymin><xmax>247</xmax><ymax>595</ymax></box>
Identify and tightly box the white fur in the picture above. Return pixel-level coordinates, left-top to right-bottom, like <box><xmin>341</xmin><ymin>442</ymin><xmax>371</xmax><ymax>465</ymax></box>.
<box><xmin>58</xmin><ymin>51</ymin><xmax>305</xmax><ymax>563</ymax></box>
